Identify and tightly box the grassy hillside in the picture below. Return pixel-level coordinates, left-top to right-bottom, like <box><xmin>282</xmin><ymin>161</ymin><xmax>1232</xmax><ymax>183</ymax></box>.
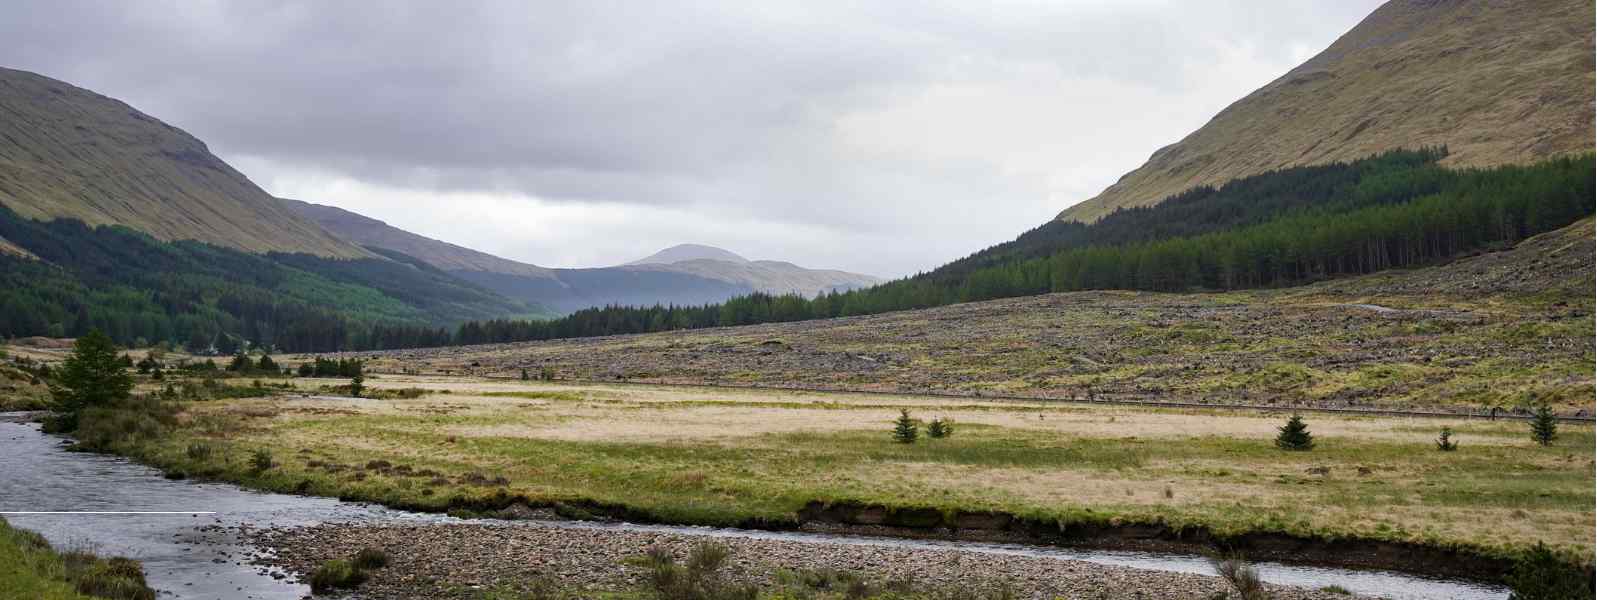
<box><xmin>0</xmin><ymin>68</ymin><xmax>368</xmax><ymax>259</ymax></box>
<box><xmin>358</xmin><ymin>218</ymin><xmax>1595</xmax><ymax>413</ymax></box>
<box><xmin>1059</xmin><ymin>0</ymin><xmax>1594</xmax><ymax>222</ymax></box>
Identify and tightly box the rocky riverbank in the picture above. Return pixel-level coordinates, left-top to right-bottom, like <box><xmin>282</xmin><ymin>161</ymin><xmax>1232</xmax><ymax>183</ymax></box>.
<box><xmin>247</xmin><ymin>522</ymin><xmax>1358</xmax><ymax>599</ymax></box>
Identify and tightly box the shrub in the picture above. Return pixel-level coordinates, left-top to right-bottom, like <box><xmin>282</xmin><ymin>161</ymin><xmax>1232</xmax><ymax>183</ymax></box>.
<box><xmin>926</xmin><ymin>417</ymin><xmax>953</xmax><ymax>439</ymax></box>
<box><xmin>1210</xmin><ymin>554</ymin><xmax>1267</xmax><ymax>600</ymax></box>
<box><xmin>308</xmin><ymin>559</ymin><xmax>367</xmax><ymax>593</ymax></box>
<box><xmin>186</xmin><ymin>442</ymin><xmax>212</xmax><ymax>460</ymax></box>
<box><xmin>70</xmin><ymin>397</ymin><xmax>177</xmax><ymax>451</ymax></box>
<box><xmin>892</xmin><ymin>409</ymin><xmax>918</xmax><ymax>444</ymax></box>
<box><xmin>1321</xmin><ymin>584</ymin><xmax>1352</xmax><ymax>595</ymax></box>
<box><xmin>634</xmin><ymin>541</ymin><xmax>756</xmax><ymax>600</ymax></box>
<box><xmin>72</xmin><ymin>558</ymin><xmax>155</xmax><ymax>600</ymax></box>
<box><xmin>350</xmin><ymin>374</ymin><xmax>365</xmax><ymax>398</ymax></box>
<box><xmin>540</xmin><ymin>365</ymin><xmax>557</xmax><ymax>381</ymax></box>
<box><xmin>250</xmin><ymin>449</ymin><xmax>274</xmax><ymax>473</ymax></box>
<box><xmin>1505</xmin><ymin>542</ymin><xmax>1592</xmax><ymax>600</ymax></box>
<box><xmin>353</xmin><ymin>547</ymin><xmax>390</xmax><ymax>570</ymax></box>
<box><xmin>1274</xmin><ymin>414</ymin><xmax>1314</xmax><ymax>451</ymax></box>
<box><xmin>1436</xmin><ymin>427</ymin><xmax>1458</xmax><ymax>451</ymax></box>
<box><xmin>1530</xmin><ymin>405</ymin><xmax>1557</xmax><ymax>446</ymax></box>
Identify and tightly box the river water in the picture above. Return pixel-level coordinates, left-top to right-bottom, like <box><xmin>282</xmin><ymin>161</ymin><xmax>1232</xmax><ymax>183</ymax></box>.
<box><xmin>0</xmin><ymin>415</ymin><xmax>1508</xmax><ymax>600</ymax></box>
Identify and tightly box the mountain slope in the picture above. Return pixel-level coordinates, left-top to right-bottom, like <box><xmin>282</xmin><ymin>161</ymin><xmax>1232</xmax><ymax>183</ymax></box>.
<box><xmin>282</xmin><ymin>199</ymin><xmax>554</xmax><ymax>279</ymax></box>
<box><xmin>1059</xmin><ymin>0</ymin><xmax>1594</xmax><ymax>222</ymax></box>
<box><xmin>628</xmin><ymin>258</ymin><xmax>881</xmax><ymax>297</ymax></box>
<box><xmin>0</xmin><ymin>67</ymin><xmax>368</xmax><ymax>258</ymax></box>
<box><xmin>627</xmin><ymin>244</ymin><xmax>749</xmax><ymax>265</ymax></box>
<box><xmin>287</xmin><ymin>199</ymin><xmax>882</xmax><ymax>313</ymax></box>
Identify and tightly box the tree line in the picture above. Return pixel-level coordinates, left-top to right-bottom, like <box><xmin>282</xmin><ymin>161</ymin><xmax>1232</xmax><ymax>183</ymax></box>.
<box><xmin>445</xmin><ymin>151</ymin><xmax>1593</xmax><ymax>346</ymax></box>
<box><xmin>2</xmin><ymin>149</ymin><xmax>1589</xmax><ymax>352</ymax></box>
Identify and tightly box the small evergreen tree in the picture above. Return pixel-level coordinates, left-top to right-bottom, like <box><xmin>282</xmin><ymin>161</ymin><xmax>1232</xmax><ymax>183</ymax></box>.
<box><xmin>349</xmin><ymin>374</ymin><xmax>365</xmax><ymax>398</ymax></box>
<box><xmin>49</xmin><ymin>329</ymin><xmax>133</xmax><ymax>427</ymax></box>
<box><xmin>520</xmin><ymin>368</ymin><xmax>530</xmax><ymax>381</ymax></box>
<box><xmin>926</xmin><ymin>417</ymin><xmax>953</xmax><ymax>439</ymax></box>
<box><xmin>892</xmin><ymin>409</ymin><xmax>918</xmax><ymax>444</ymax></box>
<box><xmin>297</xmin><ymin>362</ymin><xmax>314</xmax><ymax>377</ymax></box>
<box><xmin>1436</xmin><ymin>427</ymin><xmax>1458</xmax><ymax>451</ymax></box>
<box><xmin>227</xmin><ymin>352</ymin><xmax>252</xmax><ymax>372</ymax></box>
<box><xmin>1530</xmin><ymin>405</ymin><xmax>1557</xmax><ymax>446</ymax></box>
<box><xmin>540</xmin><ymin>365</ymin><xmax>556</xmax><ymax>381</ymax></box>
<box><xmin>1274</xmin><ymin>414</ymin><xmax>1314</xmax><ymax>451</ymax></box>
<box><xmin>118</xmin><ymin>353</ymin><xmax>134</xmax><ymax>368</ymax></box>
<box><xmin>257</xmin><ymin>354</ymin><xmax>278</xmax><ymax>372</ymax></box>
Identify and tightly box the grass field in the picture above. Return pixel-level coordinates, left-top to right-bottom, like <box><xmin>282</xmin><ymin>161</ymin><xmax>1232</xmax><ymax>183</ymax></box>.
<box><xmin>124</xmin><ymin>375</ymin><xmax>1594</xmax><ymax>566</ymax></box>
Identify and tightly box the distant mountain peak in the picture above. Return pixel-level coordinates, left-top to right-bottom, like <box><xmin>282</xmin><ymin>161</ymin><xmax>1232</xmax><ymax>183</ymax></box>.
<box><xmin>627</xmin><ymin>243</ymin><xmax>749</xmax><ymax>266</ymax></box>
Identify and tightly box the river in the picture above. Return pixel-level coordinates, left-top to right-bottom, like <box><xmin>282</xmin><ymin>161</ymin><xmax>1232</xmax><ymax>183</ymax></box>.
<box><xmin>0</xmin><ymin>415</ymin><xmax>1508</xmax><ymax>600</ymax></box>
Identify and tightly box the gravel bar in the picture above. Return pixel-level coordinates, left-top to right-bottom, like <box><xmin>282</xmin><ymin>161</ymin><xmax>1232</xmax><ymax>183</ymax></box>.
<box><xmin>249</xmin><ymin>522</ymin><xmax>1358</xmax><ymax>599</ymax></box>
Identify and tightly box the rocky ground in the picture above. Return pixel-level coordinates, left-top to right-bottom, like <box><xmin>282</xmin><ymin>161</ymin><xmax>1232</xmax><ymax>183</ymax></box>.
<box><xmin>247</xmin><ymin>522</ymin><xmax>1358</xmax><ymax>600</ymax></box>
<box><xmin>344</xmin><ymin>221</ymin><xmax>1595</xmax><ymax>414</ymax></box>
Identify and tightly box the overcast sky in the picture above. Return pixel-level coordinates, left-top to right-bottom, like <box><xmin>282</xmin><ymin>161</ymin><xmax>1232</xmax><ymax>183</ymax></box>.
<box><xmin>3</xmin><ymin>1</ymin><xmax>1383</xmax><ymax>278</ymax></box>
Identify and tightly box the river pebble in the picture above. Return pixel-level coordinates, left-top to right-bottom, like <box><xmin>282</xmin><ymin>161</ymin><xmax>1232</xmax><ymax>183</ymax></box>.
<box><xmin>249</xmin><ymin>523</ymin><xmax>1359</xmax><ymax>599</ymax></box>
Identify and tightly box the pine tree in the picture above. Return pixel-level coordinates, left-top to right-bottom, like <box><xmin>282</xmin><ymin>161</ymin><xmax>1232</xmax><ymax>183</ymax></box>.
<box><xmin>49</xmin><ymin>329</ymin><xmax>133</xmax><ymax>427</ymax></box>
<box><xmin>1435</xmin><ymin>427</ymin><xmax>1458</xmax><ymax>451</ymax></box>
<box><xmin>892</xmin><ymin>409</ymin><xmax>918</xmax><ymax>444</ymax></box>
<box><xmin>1274</xmin><ymin>414</ymin><xmax>1314</xmax><ymax>451</ymax></box>
<box><xmin>926</xmin><ymin>417</ymin><xmax>953</xmax><ymax>439</ymax></box>
<box><xmin>520</xmin><ymin>368</ymin><xmax>530</xmax><ymax>381</ymax></box>
<box><xmin>257</xmin><ymin>354</ymin><xmax>278</xmax><ymax>372</ymax></box>
<box><xmin>1530</xmin><ymin>405</ymin><xmax>1557</xmax><ymax>446</ymax></box>
<box><xmin>349</xmin><ymin>374</ymin><xmax>365</xmax><ymax>398</ymax></box>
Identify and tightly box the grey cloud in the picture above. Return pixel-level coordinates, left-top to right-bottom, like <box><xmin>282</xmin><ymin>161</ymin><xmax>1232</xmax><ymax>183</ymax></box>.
<box><xmin>0</xmin><ymin>0</ymin><xmax>1383</xmax><ymax>274</ymax></box>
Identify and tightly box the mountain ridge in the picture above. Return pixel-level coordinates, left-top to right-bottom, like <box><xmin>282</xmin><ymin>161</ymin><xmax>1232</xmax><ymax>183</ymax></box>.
<box><xmin>0</xmin><ymin>67</ymin><xmax>370</xmax><ymax>258</ymax></box>
<box><xmin>627</xmin><ymin>243</ymin><xmax>749</xmax><ymax>266</ymax></box>
<box><xmin>1058</xmin><ymin>0</ymin><xmax>1595</xmax><ymax>222</ymax></box>
<box><xmin>282</xmin><ymin>198</ymin><xmax>555</xmax><ymax>279</ymax></box>
<box><xmin>286</xmin><ymin>200</ymin><xmax>884</xmax><ymax>314</ymax></box>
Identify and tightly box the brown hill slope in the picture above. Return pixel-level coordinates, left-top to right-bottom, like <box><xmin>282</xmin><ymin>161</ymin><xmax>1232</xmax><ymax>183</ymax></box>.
<box><xmin>1059</xmin><ymin>0</ymin><xmax>1595</xmax><ymax>222</ymax></box>
<box><xmin>358</xmin><ymin>219</ymin><xmax>1595</xmax><ymax>413</ymax></box>
<box><xmin>283</xmin><ymin>198</ymin><xmax>554</xmax><ymax>279</ymax></box>
<box><xmin>0</xmin><ymin>67</ymin><xmax>368</xmax><ymax>258</ymax></box>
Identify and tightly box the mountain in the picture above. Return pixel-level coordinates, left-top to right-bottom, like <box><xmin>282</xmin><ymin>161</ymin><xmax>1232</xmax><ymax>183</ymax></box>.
<box><xmin>0</xmin><ymin>67</ymin><xmax>368</xmax><ymax>258</ymax></box>
<box><xmin>287</xmin><ymin>200</ymin><xmax>882</xmax><ymax>313</ymax></box>
<box><xmin>627</xmin><ymin>243</ymin><xmax>750</xmax><ymax>266</ymax></box>
<box><xmin>0</xmin><ymin>68</ymin><xmax>535</xmax><ymax>351</ymax></box>
<box><xmin>282</xmin><ymin>199</ymin><xmax>554</xmax><ymax>279</ymax></box>
<box><xmin>1058</xmin><ymin>0</ymin><xmax>1595</xmax><ymax>222</ymax></box>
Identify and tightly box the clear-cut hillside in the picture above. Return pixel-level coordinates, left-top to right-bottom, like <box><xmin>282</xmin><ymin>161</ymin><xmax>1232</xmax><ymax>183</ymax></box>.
<box><xmin>1059</xmin><ymin>0</ymin><xmax>1595</xmax><ymax>222</ymax></box>
<box><xmin>0</xmin><ymin>67</ymin><xmax>368</xmax><ymax>258</ymax></box>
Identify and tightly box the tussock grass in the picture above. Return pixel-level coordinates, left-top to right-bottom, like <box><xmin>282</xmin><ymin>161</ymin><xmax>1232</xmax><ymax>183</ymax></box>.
<box><xmin>0</xmin><ymin>518</ymin><xmax>155</xmax><ymax>600</ymax></box>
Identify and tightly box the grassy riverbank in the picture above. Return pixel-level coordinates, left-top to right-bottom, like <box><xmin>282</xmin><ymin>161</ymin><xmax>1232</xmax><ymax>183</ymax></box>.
<box><xmin>109</xmin><ymin>376</ymin><xmax>1593</xmax><ymax>575</ymax></box>
<box><xmin>0</xmin><ymin>518</ymin><xmax>154</xmax><ymax>600</ymax></box>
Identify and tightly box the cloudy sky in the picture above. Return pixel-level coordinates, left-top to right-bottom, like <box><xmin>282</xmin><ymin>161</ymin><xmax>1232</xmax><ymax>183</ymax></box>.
<box><xmin>4</xmin><ymin>1</ymin><xmax>1382</xmax><ymax>278</ymax></box>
